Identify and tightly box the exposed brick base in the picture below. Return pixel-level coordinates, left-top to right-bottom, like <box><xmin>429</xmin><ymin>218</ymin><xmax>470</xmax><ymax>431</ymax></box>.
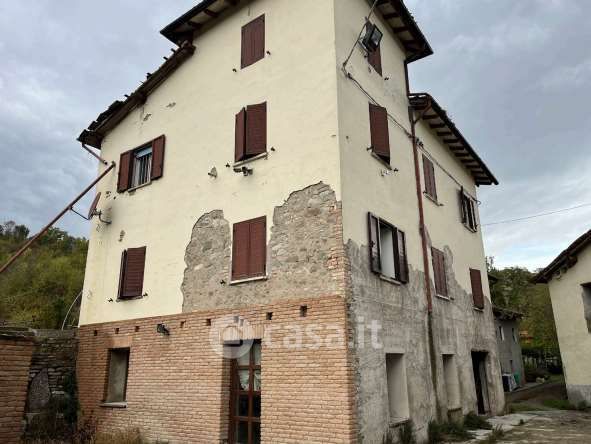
<box><xmin>0</xmin><ymin>337</ymin><xmax>35</xmax><ymax>444</ymax></box>
<box><xmin>77</xmin><ymin>295</ymin><xmax>356</xmax><ymax>443</ymax></box>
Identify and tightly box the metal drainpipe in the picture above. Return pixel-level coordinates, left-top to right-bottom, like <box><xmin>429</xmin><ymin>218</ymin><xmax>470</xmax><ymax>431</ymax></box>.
<box><xmin>405</xmin><ymin>61</ymin><xmax>442</xmax><ymax>420</ymax></box>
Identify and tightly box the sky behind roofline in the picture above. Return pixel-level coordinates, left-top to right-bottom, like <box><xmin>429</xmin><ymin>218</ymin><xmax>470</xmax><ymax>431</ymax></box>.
<box><xmin>0</xmin><ymin>0</ymin><xmax>589</xmax><ymax>271</ymax></box>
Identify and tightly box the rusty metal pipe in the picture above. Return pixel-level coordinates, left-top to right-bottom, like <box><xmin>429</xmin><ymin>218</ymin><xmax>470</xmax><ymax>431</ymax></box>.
<box><xmin>0</xmin><ymin>162</ymin><xmax>116</xmax><ymax>276</ymax></box>
<box><xmin>81</xmin><ymin>143</ymin><xmax>109</xmax><ymax>165</ymax></box>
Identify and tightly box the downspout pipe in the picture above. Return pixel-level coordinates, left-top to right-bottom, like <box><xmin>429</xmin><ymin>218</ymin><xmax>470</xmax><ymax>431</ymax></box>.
<box><xmin>0</xmin><ymin>162</ymin><xmax>116</xmax><ymax>276</ymax></box>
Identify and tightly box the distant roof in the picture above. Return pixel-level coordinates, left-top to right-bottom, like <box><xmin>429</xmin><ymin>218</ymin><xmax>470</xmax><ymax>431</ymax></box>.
<box><xmin>161</xmin><ymin>0</ymin><xmax>433</xmax><ymax>62</ymax></box>
<box><xmin>409</xmin><ymin>93</ymin><xmax>499</xmax><ymax>186</ymax></box>
<box><xmin>493</xmin><ymin>306</ymin><xmax>523</xmax><ymax>321</ymax></box>
<box><xmin>533</xmin><ymin>229</ymin><xmax>591</xmax><ymax>284</ymax></box>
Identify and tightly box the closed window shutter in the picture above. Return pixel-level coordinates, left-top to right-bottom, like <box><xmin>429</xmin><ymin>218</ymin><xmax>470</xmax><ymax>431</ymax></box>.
<box><xmin>432</xmin><ymin>248</ymin><xmax>447</xmax><ymax>297</ymax></box>
<box><xmin>369</xmin><ymin>104</ymin><xmax>390</xmax><ymax>162</ymax></box>
<box><xmin>459</xmin><ymin>189</ymin><xmax>468</xmax><ymax>224</ymax></box>
<box><xmin>235</xmin><ymin>108</ymin><xmax>247</xmax><ymax>162</ymax></box>
<box><xmin>248</xmin><ymin>217</ymin><xmax>266</xmax><ymax>277</ymax></box>
<box><xmin>232</xmin><ymin>221</ymin><xmax>251</xmax><ymax>280</ymax></box>
<box><xmin>368</xmin><ymin>44</ymin><xmax>382</xmax><ymax>75</ymax></box>
<box><xmin>368</xmin><ymin>212</ymin><xmax>381</xmax><ymax>274</ymax></box>
<box><xmin>119</xmin><ymin>247</ymin><xmax>146</xmax><ymax>299</ymax></box>
<box><xmin>241</xmin><ymin>15</ymin><xmax>265</xmax><ymax>69</ymax></box>
<box><xmin>470</xmin><ymin>268</ymin><xmax>484</xmax><ymax>309</ymax></box>
<box><xmin>117</xmin><ymin>151</ymin><xmax>133</xmax><ymax>193</ymax></box>
<box><xmin>246</xmin><ymin>102</ymin><xmax>267</xmax><ymax>156</ymax></box>
<box><xmin>151</xmin><ymin>135</ymin><xmax>166</xmax><ymax>180</ymax></box>
<box><xmin>423</xmin><ymin>155</ymin><xmax>437</xmax><ymax>199</ymax></box>
<box><xmin>396</xmin><ymin>230</ymin><xmax>408</xmax><ymax>283</ymax></box>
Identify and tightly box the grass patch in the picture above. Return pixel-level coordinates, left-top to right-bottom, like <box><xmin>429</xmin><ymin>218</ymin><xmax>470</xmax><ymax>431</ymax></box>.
<box><xmin>398</xmin><ymin>422</ymin><xmax>416</xmax><ymax>444</ymax></box>
<box><xmin>428</xmin><ymin>420</ymin><xmax>474</xmax><ymax>443</ymax></box>
<box><xmin>508</xmin><ymin>402</ymin><xmax>546</xmax><ymax>413</ymax></box>
<box><xmin>542</xmin><ymin>399</ymin><xmax>578</xmax><ymax>410</ymax></box>
<box><xmin>463</xmin><ymin>412</ymin><xmax>492</xmax><ymax>430</ymax></box>
<box><xmin>481</xmin><ymin>426</ymin><xmax>505</xmax><ymax>444</ymax></box>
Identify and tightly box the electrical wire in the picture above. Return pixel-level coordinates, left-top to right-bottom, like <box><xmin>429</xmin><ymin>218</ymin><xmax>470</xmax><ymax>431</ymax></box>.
<box><xmin>482</xmin><ymin>203</ymin><xmax>591</xmax><ymax>227</ymax></box>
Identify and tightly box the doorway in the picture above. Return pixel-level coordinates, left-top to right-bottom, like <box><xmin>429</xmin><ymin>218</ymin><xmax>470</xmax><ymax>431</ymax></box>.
<box><xmin>471</xmin><ymin>351</ymin><xmax>490</xmax><ymax>414</ymax></box>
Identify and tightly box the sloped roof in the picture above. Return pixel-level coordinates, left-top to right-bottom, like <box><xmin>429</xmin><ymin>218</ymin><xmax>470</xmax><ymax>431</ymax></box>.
<box><xmin>493</xmin><ymin>305</ymin><xmax>523</xmax><ymax>321</ymax></box>
<box><xmin>409</xmin><ymin>93</ymin><xmax>499</xmax><ymax>186</ymax></box>
<box><xmin>533</xmin><ymin>229</ymin><xmax>591</xmax><ymax>284</ymax></box>
<box><xmin>161</xmin><ymin>0</ymin><xmax>433</xmax><ymax>62</ymax></box>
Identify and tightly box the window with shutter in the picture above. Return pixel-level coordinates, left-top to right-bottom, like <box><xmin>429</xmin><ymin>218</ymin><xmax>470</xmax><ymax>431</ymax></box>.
<box><xmin>369</xmin><ymin>104</ymin><xmax>390</xmax><ymax>163</ymax></box>
<box><xmin>423</xmin><ymin>155</ymin><xmax>437</xmax><ymax>200</ymax></box>
<box><xmin>241</xmin><ymin>15</ymin><xmax>265</xmax><ymax>69</ymax></box>
<box><xmin>235</xmin><ymin>103</ymin><xmax>267</xmax><ymax>162</ymax></box>
<box><xmin>431</xmin><ymin>248</ymin><xmax>448</xmax><ymax>297</ymax></box>
<box><xmin>368</xmin><ymin>43</ymin><xmax>382</xmax><ymax>76</ymax></box>
<box><xmin>368</xmin><ymin>213</ymin><xmax>408</xmax><ymax>284</ymax></box>
<box><xmin>460</xmin><ymin>190</ymin><xmax>478</xmax><ymax>232</ymax></box>
<box><xmin>118</xmin><ymin>247</ymin><xmax>146</xmax><ymax>299</ymax></box>
<box><xmin>470</xmin><ymin>268</ymin><xmax>485</xmax><ymax>309</ymax></box>
<box><xmin>232</xmin><ymin>217</ymin><xmax>267</xmax><ymax>281</ymax></box>
<box><xmin>117</xmin><ymin>135</ymin><xmax>166</xmax><ymax>193</ymax></box>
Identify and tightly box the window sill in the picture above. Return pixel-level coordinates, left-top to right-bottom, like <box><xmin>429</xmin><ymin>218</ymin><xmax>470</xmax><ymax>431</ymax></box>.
<box><xmin>370</xmin><ymin>151</ymin><xmax>393</xmax><ymax>170</ymax></box>
<box><xmin>117</xmin><ymin>294</ymin><xmax>147</xmax><ymax>302</ymax></box>
<box><xmin>389</xmin><ymin>417</ymin><xmax>411</xmax><ymax>428</ymax></box>
<box><xmin>435</xmin><ymin>294</ymin><xmax>452</xmax><ymax>302</ymax></box>
<box><xmin>127</xmin><ymin>181</ymin><xmax>152</xmax><ymax>194</ymax></box>
<box><xmin>100</xmin><ymin>402</ymin><xmax>127</xmax><ymax>409</ymax></box>
<box><xmin>448</xmin><ymin>406</ymin><xmax>462</xmax><ymax>412</ymax></box>
<box><xmin>234</xmin><ymin>152</ymin><xmax>268</xmax><ymax>167</ymax></box>
<box><xmin>473</xmin><ymin>306</ymin><xmax>485</xmax><ymax>312</ymax></box>
<box><xmin>462</xmin><ymin>223</ymin><xmax>478</xmax><ymax>233</ymax></box>
<box><xmin>230</xmin><ymin>275</ymin><xmax>268</xmax><ymax>286</ymax></box>
<box><xmin>379</xmin><ymin>274</ymin><xmax>403</xmax><ymax>286</ymax></box>
<box><xmin>423</xmin><ymin>192</ymin><xmax>440</xmax><ymax>206</ymax></box>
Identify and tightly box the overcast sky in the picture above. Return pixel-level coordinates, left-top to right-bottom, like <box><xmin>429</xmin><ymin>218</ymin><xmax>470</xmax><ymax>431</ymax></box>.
<box><xmin>0</xmin><ymin>0</ymin><xmax>589</xmax><ymax>271</ymax></box>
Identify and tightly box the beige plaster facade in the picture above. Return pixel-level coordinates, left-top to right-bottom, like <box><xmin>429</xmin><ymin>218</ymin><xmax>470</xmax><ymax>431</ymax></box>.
<box><xmin>546</xmin><ymin>245</ymin><xmax>591</xmax><ymax>404</ymax></box>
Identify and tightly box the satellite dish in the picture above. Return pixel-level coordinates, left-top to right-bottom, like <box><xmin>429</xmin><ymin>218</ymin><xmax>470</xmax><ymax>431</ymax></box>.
<box><xmin>87</xmin><ymin>192</ymin><xmax>102</xmax><ymax>219</ymax></box>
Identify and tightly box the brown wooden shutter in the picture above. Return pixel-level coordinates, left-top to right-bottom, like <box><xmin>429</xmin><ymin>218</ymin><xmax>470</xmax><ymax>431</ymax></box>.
<box><xmin>248</xmin><ymin>217</ymin><xmax>266</xmax><ymax>277</ymax></box>
<box><xmin>117</xmin><ymin>151</ymin><xmax>133</xmax><ymax>193</ymax></box>
<box><xmin>246</xmin><ymin>102</ymin><xmax>267</xmax><ymax>156</ymax></box>
<box><xmin>423</xmin><ymin>155</ymin><xmax>437</xmax><ymax>200</ymax></box>
<box><xmin>368</xmin><ymin>44</ymin><xmax>382</xmax><ymax>76</ymax></box>
<box><xmin>368</xmin><ymin>213</ymin><xmax>381</xmax><ymax>274</ymax></box>
<box><xmin>395</xmin><ymin>230</ymin><xmax>408</xmax><ymax>283</ymax></box>
<box><xmin>369</xmin><ymin>103</ymin><xmax>390</xmax><ymax>162</ymax></box>
<box><xmin>235</xmin><ymin>108</ymin><xmax>246</xmax><ymax>162</ymax></box>
<box><xmin>459</xmin><ymin>189</ymin><xmax>468</xmax><ymax>224</ymax></box>
<box><xmin>241</xmin><ymin>15</ymin><xmax>265</xmax><ymax>69</ymax></box>
<box><xmin>151</xmin><ymin>135</ymin><xmax>165</xmax><ymax>180</ymax></box>
<box><xmin>119</xmin><ymin>247</ymin><xmax>146</xmax><ymax>299</ymax></box>
<box><xmin>470</xmin><ymin>268</ymin><xmax>485</xmax><ymax>309</ymax></box>
<box><xmin>232</xmin><ymin>221</ymin><xmax>251</xmax><ymax>280</ymax></box>
<box><xmin>432</xmin><ymin>248</ymin><xmax>447</xmax><ymax>297</ymax></box>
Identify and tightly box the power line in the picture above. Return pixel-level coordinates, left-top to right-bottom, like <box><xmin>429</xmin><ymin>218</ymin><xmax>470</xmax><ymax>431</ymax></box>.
<box><xmin>482</xmin><ymin>203</ymin><xmax>591</xmax><ymax>227</ymax></box>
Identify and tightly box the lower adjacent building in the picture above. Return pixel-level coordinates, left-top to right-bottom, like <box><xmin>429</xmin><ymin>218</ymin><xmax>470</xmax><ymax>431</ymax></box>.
<box><xmin>493</xmin><ymin>306</ymin><xmax>525</xmax><ymax>391</ymax></box>
<box><xmin>534</xmin><ymin>229</ymin><xmax>591</xmax><ymax>405</ymax></box>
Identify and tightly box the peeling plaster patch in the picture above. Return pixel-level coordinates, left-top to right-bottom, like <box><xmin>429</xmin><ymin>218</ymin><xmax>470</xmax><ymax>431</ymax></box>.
<box><xmin>142</xmin><ymin>113</ymin><xmax>152</xmax><ymax>122</ymax></box>
<box><xmin>181</xmin><ymin>183</ymin><xmax>344</xmax><ymax>312</ymax></box>
<box><xmin>166</xmin><ymin>102</ymin><xmax>176</xmax><ymax>108</ymax></box>
<box><xmin>118</xmin><ymin>230</ymin><xmax>125</xmax><ymax>242</ymax></box>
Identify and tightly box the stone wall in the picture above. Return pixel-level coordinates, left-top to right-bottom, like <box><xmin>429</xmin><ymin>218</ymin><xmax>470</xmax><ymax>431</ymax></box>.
<box><xmin>77</xmin><ymin>295</ymin><xmax>357</xmax><ymax>444</ymax></box>
<box><xmin>182</xmin><ymin>182</ymin><xmax>348</xmax><ymax>311</ymax></box>
<box><xmin>0</xmin><ymin>334</ymin><xmax>35</xmax><ymax>444</ymax></box>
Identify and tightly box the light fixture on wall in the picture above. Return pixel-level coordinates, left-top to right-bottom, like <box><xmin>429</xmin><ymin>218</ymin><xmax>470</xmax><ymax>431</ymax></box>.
<box><xmin>362</xmin><ymin>23</ymin><xmax>383</xmax><ymax>52</ymax></box>
<box><xmin>233</xmin><ymin>166</ymin><xmax>253</xmax><ymax>176</ymax></box>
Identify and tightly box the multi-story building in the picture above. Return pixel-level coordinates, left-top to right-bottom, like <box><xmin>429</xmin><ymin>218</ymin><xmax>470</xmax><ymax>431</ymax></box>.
<box><xmin>534</xmin><ymin>229</ymin><xmax>591</xmax><ymax>406</ymax></box>
<box><xmin>76</xmin><ymin>1</ymin><xmax>503</xmax><ymax>442</ymax></box>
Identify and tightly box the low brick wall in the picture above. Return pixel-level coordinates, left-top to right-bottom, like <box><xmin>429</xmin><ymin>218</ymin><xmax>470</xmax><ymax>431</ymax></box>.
<box><xmin>0</xmin><ymin>335</ymin><xmax>35</xmax><ymax>444</ymax></box>
<box><xmin>77</xmin><ymin>295</ymin><xmax>357</xmax><ymax>443</ymax></box>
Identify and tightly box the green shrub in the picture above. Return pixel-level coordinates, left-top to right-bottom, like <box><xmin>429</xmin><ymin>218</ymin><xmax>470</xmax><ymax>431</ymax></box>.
<box><xmin>481</xmin><ymin>426</ymin><xmax>505</xmax><ymax>444</ymax></box>
<box><xmin>398</xmin><ymin>422</ymin><xmax>416</xmax><ymax>444</ymax></box>
<box><xmin>463</xmin><ymin>412</ymin><xmax>492</xmax><ymax>430</ymax></box>
<box><xmin>428</xmin><ymin>420</ymin><xmax>474</xmax><ymax>443</ymax></box>
<box><xmin>542</xmin><ymin>399</ymin><xmax>577</xmax><ymax>410</ymax></box>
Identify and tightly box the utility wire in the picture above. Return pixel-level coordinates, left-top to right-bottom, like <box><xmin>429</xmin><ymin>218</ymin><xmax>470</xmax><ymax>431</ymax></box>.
<box><xmin>482</xmin><ymin>203</ymin><xmax>591</xmax><ymax>227</ymax></box>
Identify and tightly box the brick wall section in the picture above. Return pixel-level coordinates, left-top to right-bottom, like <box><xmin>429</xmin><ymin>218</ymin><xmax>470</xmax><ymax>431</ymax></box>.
<box><xmin>0</xmin><ymin>336</ymin><xmax>35</xmax><ymax>444</ymax></box>
<box><xmin>78</xmin><ymin>295</ymin><xmax>356</xmax><ymax>444</ymax></box>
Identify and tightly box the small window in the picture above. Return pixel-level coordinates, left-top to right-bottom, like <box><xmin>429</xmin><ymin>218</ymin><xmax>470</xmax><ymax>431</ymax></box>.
<box><xmin>241</xmin><ymin>15</ymin><xmax>265</xmax><ymax>69</ymax></box>
<box><xmin>385</xmin><ymin>353</ymin><xmax>410</xmax><ymax>421</ymax></box>
<box><xmin>582</xmin><ymin>283</ymin><xmax>591</xmax><ymax>333</ymax></box>
<box><xmin>470</xmin><ymin>268</ymin><xmax>485</xmax><ymax>309</ymax></box>
<box><xmin>512</xmin><ymin>328</ymin><xmax>517</xmax><ymax>343</ymax></box>
<box><xmin>498</xmin><ymin>325</ymin><xmax>505</xmax><ymax>341</ymax></box>
<box><xmin>104</xmin><ymin>348</ymin><xmax>130</xmax><ymax>403</ymax></box>
<box><xmin>117</xmin><ymin>135</ymin><xmax>165</xmax><ymax>193</ymax></box>
<box><xmin>368</xmin><ymin>213</ymin><xmax>409</xmax><ymax>283</ymax></box>
<box><xmin>235</xmin><ymin>103</ymin><xmax>267</xmax><ymax>162</ymax></box>
<box><xmin>443</xmin><ymin>354</ymin><xmax>460</xmax><ymax>409</ymax></box>
<box><xmin>423</xmin><ymin>155</ymin><xmax>437</xmax><ymax>201</ymax></box>
<box><xmin>118</xmin><ymin>247</ymin><xmax>147</xmax><ymax>299</ymax></box>
<box><xmin>232</xmin><ymin>217</ymin><xmax>267</xmax><ymax>281</ymax></box>
<box><xmin>460</xmin><ymin>190</ymin><xmax>478</xmax><ymax>232</ymax></box>
<box><xmin>365</xmin><ymin>22</ymin><xmax>382</xmax><ymax>76</ymax></box>
<box><xmin>431</xmin><ymin>248</ymin><xmax>448</xmax><ymax>297</ymax></box>
<box><xmin>369</xmin><ymin>103</ymin><xmax>390</xmax><ymax>164</ymax></box>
